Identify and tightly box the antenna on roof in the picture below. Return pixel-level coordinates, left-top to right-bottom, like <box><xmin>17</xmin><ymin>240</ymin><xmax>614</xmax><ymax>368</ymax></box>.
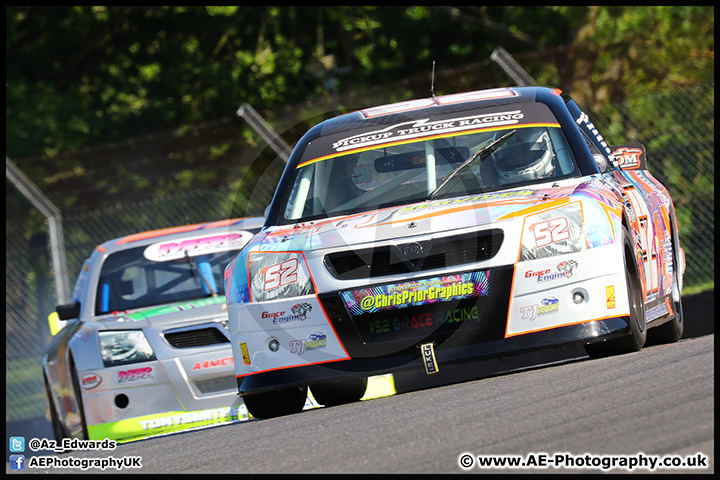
<box><xmin>430</xmin><ymin>61</ymin><xmax>436</xmax><ymax>97</ymax></box>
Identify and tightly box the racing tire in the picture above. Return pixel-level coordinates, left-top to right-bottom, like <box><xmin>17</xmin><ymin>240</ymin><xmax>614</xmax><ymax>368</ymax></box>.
<box><xmin>648</xmin><ymin>213</ymin><xmax>684</xmax><ymax>343</ymax></box>
<box><xmin>69</xmin><ymin>356</ymin><xmax>90</xmax><ymax>439</ymax></box>
<box><xmin>586</xmin><ymin>226</ymin><xmax>646</xmax><ymax>358</ymax></box>
<box><xmin>44</xmin><ymin>374</ymin><xmax>66</xmax><ymax>442</ymax></box>
<box><xmin>242</xmin><ymin>386</ymin><xmax>308</xmax><ymax>419</ymax></box>
<box><xmin>310</xmin><ymin>377</ymin><xmax>368</xmax><ymax>407</ymax></box>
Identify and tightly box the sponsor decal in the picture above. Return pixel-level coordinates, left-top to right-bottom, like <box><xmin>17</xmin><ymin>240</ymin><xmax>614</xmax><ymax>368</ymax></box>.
<box><xmin>520</xmin><ymin>297</ymin><xmax>559</xmax><ymax>321</ymax></box>
<box><xmin>192</xmin><ymin>357</ymin><xmax>234</xmax><ymax>370</ymax></box>
<box><xmin>333</xmin><ymin>111</ymin><xmax>526</xmax><ymax>152</ymax></box>
<box><xmin>291</xmin><ymin>302</ymin><xmax>312</xmax><ymax>319</ymax></box>
<box><xmin>575</xmin><ymin>111</ymin><xmax>616</xmax><ymax>162</ymax></box>
<box><xmin>74</xmin><ymin>325</ymin><xmax>95</xmax><ymax>342</ymax></box>
<box><xmin>240</xmin><ymin>343</ymin><xmax>251</xmax><ymax>366</ymax></box>
<box><xmin>342</xmin><ymin>270</ymin><xmax>490</xmax><ymax>315</ymax></box>
<box><xmin>520</xmin><ymin>305</ymin><xmax>537</xmax><ymax>321</ymax></box>
<box><xmin>126</xmin><ymin>296</ymin><xmax>227</xmax><ymax>322</ymax></box>
<box><xmin>137</xmin><ymin>405</ymin><xmax>249</xmax><ymax>431</ymax></box>
<box><xmin>365</xmin><ymin>305</ymin><xmax>479</xmax><ymax>336</ymax></box>
<box><xmin>613</xmin><ymin>147</ymin><xmax>643</xmax><ymax>170</ymax></box>
<box><xmin>606</xmin><ymin>285</ymin><xmax>616</xmax><ymax>309</ymax></box>
<box><xmin>397</xmin><ymin>189</ymin><xmax>535</xmax><ymax>214</ymax></box>
<box><xmin>525</xmin><ymin>268</ymin><xmax>551</xmax><ymax>279</ymax></box>
<box><xmin>81</xmin><ymin>373</ymin><xmax>102</xmax><ymax>390</ymax></box>
<box><xmin>143</xmin><ymin>232</ymin><xmax>252</xmax><ymax>262</ymax></box>
<box><xmin>645</xmin><ymin>302</ymin><xmax>670</xmax><ymax>322</ymax></box>
<box><xmin>116</xmin><ymin>367</ymin><xmax>153</xmax><ymax>384</ymax></box>
<box><xmin>260</xmin><ymin>303</ymin><xmax>312</xmax><ymax>325</ymax></box>
<box><xmin>556</xmin><ymin>259</ymin><xmax>578</xmax><ymax>276</ymax></box>
<box><xmin>524</xmin><ymin>260</ymin><xmax>578</xmax><ymax>283</ymax></box>
<box><xmin>421</xmin><ymin>343</ymin><xmax>439</xmax><ymax>375</ymax></box>
<box><xmin>289</xmin><ymin>332</ymin><xmax>327</xmax><ymax>355</ymax></box>
<box><xmin>537</xmin><ymin>296</ymin><xmax>559</xmax><ymax>316</ymax></box>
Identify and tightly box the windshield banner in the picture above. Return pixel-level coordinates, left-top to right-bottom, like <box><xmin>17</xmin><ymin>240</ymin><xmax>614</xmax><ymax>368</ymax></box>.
<box><xmin>298</xmin><ymin>103</ymin><xmax>559</xmax><ymax>169</ymax></box>
<box><xmin>144</xmin><ymin>232</ymin><xmax>254</xmax><ymax>262</ymax></box>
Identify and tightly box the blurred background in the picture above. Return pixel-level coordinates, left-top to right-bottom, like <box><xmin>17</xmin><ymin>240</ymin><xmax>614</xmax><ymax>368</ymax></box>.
<box><xmin>6</xmin><ymin>6</ymin><xmax>714</xmax><ymax>439</ymax></box>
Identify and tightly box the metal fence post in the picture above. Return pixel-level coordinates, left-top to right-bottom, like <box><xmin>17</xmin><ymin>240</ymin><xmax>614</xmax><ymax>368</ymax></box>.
<box><xmin>6</xmin><ymin>156</ymin><xmax>69</xmax><ymax>304</ymax></box>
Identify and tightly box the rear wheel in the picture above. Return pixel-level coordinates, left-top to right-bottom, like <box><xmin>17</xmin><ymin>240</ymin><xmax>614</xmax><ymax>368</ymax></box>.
<box><xmin>242</xmin><ymin>386</ymin><xmax>308</xmax><ymax>419</ymax></box>
<box><xmin>311</xmin><ymin>377</ymin><xmax>368</xmax><ymax>407</ymax></box>
<box><xmin>648</xmin><ymin>214</ymin><xmax>684</xmax><ymax>343</ymax></box>
<box><xmin>586</xmin><ymin>227</ymin><xmax>646</xmax><ymax>358</ymax></box>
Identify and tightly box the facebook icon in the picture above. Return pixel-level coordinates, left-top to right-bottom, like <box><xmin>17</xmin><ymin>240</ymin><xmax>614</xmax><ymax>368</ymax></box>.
<box><xmin>10</xmin><ymin>455</ymin><xmax>25</xmax><ymax>470</ymax></box>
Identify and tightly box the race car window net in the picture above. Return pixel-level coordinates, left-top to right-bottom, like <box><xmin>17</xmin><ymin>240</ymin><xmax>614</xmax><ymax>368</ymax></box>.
<box><xmin>94</xmin><ymin>246</ymin><xmax>241</xmax><ymax>315</ymax></box>
<box><xmin>282</xmin><ymin>123</ymin><xmax>580</xmax><ymax>223</ymax></box>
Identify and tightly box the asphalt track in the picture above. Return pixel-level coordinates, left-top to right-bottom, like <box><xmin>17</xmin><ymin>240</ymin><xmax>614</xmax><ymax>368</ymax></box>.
<box><xmin>8</xmin><ymin>290</ymin><xmax>714</xmax><ymax>474</ymax></box>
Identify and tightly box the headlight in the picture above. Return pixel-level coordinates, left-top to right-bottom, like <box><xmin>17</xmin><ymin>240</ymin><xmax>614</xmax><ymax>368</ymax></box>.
<box><xmin>520</xmin><ymin>201</ymin><xmax>585</xmax><ymax>261</ymax></box>
<box><xmin>247</xmin><ymin>251</ymin><xmax>315</xmax><ymax>302</ymax></box>
<box><xmin>99</xmin><ymin>330</ymin><xmax>156</xmax><ymax>367</ymax></box>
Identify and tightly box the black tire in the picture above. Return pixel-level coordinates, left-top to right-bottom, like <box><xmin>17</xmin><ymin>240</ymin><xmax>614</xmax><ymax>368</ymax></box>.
<box><xmin>648</xmin><ymin>212</ymin><xmax>684</xmax><ymax>343</ymax></box>
<box><xmin>586</xmin><ymin>226</ymin><xmax>646</xmax><ymax>358</ymax></box>
<box><xmin>44</xmin><ymin>374</ymin><xmax>66</xmax><ymax>442</ymax></box>
<box><xmin>310</xmin><ymin>377</ymin><xmax>368</xmax><ymax>407</ymax></box>
<box><xmin>69</xmin><ymin>357</ymin><xmax>89</xmax><ymax>439</ymax></box>
<box><xmin>242</xmin><ymin>386</ymin><xmax>308</xmax><ymax>419</ymax></box>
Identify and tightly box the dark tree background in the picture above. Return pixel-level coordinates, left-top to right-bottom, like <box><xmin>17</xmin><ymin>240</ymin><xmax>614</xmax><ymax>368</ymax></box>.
<box><xmin>6</xmin><ymin>6</ymin><xmax>714</xmax><ymax>213</ymax></box>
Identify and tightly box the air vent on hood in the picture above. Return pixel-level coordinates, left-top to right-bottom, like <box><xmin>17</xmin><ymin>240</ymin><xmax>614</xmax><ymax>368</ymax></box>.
<box><xmin>324</xmin><ymin>229</ymin><xmax>504</xmax><ymax>280</ymax></box>
<box><xmin>164</xmin><ymin>326</ymin><xmax>229</xmax><ymax>348</ymax></box>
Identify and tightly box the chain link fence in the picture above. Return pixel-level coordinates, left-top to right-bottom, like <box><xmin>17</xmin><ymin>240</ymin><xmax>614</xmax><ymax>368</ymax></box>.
<box><xmin>5</xmin><ymin>83</ymin><xmax>714</xmax><ymax>429</ymax></box>
<box><xmin>590</xmin><ymin>82</ymin><xmax>714</xmax><ymax>291</ymax></box>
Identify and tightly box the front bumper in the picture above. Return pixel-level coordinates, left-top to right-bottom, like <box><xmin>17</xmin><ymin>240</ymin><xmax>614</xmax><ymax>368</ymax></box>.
<box><xmin>234</xmin><ymin>251</ymin><xmax>629</xmax><ymax>395</ymax></box>
<box><xmin>78</xmin><ymin>347</ymin><xmax>244</xmax><ymax>442</ymax></box>
<box><xmin>238</xmin><ymin>316</ymin><xmax>630</xmax><ymax>394</ymax></box>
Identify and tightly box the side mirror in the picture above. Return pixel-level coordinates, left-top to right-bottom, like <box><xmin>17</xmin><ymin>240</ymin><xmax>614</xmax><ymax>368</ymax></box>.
<box><xmin>263</xmin><ymin>205</ymin><xmax>271</xmax><ymax>219</ymax></box>
<box><xmin>56</xmin><ymin>301</ymin><xmax>81</xmax><ymax>321</ymax></box>
<box><xmin>593</xmin><ymin>154</ymin><xmax>609</xmax><ymax>173</ymax></box>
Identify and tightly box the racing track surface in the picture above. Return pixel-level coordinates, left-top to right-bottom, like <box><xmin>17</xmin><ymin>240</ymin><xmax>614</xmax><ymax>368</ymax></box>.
<box><xmin>15</xmin><ymin>332</ymin><xmax>713</xmax><ymax>474</ymax></box>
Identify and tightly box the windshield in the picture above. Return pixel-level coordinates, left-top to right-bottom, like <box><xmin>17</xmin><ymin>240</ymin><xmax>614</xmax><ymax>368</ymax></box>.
<box><xmin>95</xmin><ymin>244</ymin><xmax>240</xmax><ymax>315</ymax></box>
<box><xmin>281</xmin><ymin>103</ymin><xmax>579</xmax><ymax>223</ymax></box>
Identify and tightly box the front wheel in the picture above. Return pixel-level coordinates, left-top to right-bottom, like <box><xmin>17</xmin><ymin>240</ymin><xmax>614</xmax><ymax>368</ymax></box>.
<box><xmin>44</xmin><ymin>374</ymin><xmax>66</xmax><ymax>442</ymax></box>
<box><xmin>242</xmin><ymin>386</ymin><xmax>308</xmax><ymax>419</ymax></box>
<box><xmin>311</xmin><ymin>377</ymin><xmax>368</xmax><ymax>407</ymax></box>
<box><xmin>69</xmin><ymin>357</ymin><xmax>89</xmax><ymax>439</ymax></box>
<box><xmin>586</xmin><ymin>227</ymin><xmax>646</xmax><ymax>358</ymax></box>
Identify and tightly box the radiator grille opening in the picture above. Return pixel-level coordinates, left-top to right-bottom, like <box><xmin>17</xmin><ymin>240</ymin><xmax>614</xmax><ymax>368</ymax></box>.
<box><xmin>164</xmin><ymin>327</ymin><xmax>229</xmax><ymax>348</ymax></box>
<box><xmin>324</xmin><ymin>230</ymin><xmax>503</xmax><ymax>280</ymax></box>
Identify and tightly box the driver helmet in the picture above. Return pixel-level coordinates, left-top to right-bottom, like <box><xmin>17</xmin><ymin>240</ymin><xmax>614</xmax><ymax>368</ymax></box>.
<box><xmin>490</xmin><ymin>128</ymin><xmax>554</xmax><ymax>183</ymax></box>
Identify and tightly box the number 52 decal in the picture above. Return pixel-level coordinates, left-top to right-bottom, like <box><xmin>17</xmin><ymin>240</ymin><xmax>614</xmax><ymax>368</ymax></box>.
<box><xmin>532</xmin><ymin>217</ymin><xmax>570</xmax><ymax>247</ymax></box>
<box><xmin>264</xmin><ymin>259</ymin><xmax>299</xmax><ymax>291</ymax></box>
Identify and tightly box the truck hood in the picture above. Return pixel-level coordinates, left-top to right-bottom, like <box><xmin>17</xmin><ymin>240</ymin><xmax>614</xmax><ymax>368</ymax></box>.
<box><xmin>97</xmin><ymin>296</ymin><xmax>228</xmax><ymax>330</ymax></box>
<box><xmin>256</xmin><ymin>180</ymin><xmax>585</xmax><ymax>252</ymax></box>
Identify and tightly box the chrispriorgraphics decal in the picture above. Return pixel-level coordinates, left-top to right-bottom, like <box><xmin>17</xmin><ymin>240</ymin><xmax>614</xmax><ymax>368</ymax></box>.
<box><xmin>341</xmin><ymin>270</ymin><xmax>490</xmax><ymax>316</ymax></box>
